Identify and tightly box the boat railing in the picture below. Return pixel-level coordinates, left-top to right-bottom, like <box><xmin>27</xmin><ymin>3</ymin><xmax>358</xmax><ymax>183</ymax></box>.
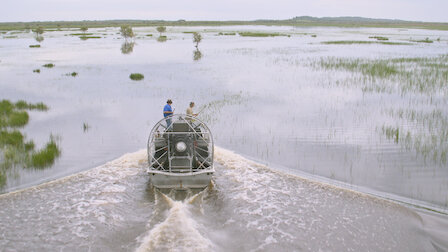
<box><xmin>147</xmin><ymin>114</ymin><xmax>214</xmax><ymax>173</ymax></box>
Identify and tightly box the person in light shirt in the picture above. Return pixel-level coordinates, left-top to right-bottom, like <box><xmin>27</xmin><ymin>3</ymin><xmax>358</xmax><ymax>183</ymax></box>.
<box><xmin>186</xmin><ymin>102</ymin><xmax>198</xmax><ymax>117</ymax></box>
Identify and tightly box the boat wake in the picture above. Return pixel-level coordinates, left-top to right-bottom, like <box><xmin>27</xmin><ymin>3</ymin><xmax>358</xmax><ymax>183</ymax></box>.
<box><xmin>0</xmin><ymin>147</ymin><xmax>441</xmax><ymax>251</ymax></box>
<box><xmin>135</xmin><ymin>189</ymin><xmax>214</xmax><ymax>252</ymax></box>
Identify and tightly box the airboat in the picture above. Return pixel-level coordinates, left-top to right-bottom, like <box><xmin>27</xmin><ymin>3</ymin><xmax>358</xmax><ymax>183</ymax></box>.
<box><xmin>147</xmin><ymin>114</ymin><xmax>214</xmax><ymax>189</ymax></box>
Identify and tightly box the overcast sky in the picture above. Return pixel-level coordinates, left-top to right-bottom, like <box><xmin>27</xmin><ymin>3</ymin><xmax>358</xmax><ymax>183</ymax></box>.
<box><xmin>2</xmin><ymin>0</ymin><xmax>447</xmax><ymax>23</ymax></box>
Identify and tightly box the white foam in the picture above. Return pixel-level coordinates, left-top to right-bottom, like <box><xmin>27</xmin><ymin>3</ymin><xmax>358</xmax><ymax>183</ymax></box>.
<box><xmin>211</xmin><ymin>146</ymin><xmax>433</xmax><ymax>251</ymax></box>
<box><xmin>136</xmin><ymin>192</ymin><xmax>214</xmax><ymax>252</ymax></box>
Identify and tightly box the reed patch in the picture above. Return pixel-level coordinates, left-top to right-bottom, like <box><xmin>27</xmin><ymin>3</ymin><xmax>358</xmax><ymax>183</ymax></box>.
<box><xmin>0</xmin><ymin>99</ymin><xmax>59</xmax><ymax>187</ymax></box>
<box><xmin>238</xmin><ymin>32</ymin><xmax>289</xmax><ymax>37</ymax></box>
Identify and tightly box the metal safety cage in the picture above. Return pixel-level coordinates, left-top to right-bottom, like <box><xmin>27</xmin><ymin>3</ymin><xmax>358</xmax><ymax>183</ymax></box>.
<box><xmin>147</xmin><ymin>114</ymin><xmax>214</xmax><ymax>174</ymax></box>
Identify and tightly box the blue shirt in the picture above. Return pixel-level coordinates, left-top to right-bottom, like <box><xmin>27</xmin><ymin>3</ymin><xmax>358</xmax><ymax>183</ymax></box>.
<box><xmin>163</xmin><ymin>104</ymin><xmax>173</xmax><ymax>118</ymax></box>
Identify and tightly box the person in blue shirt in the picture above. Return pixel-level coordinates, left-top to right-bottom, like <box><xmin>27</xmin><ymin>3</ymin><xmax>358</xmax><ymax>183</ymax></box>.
<box><xmin>163</xmin><ymin>99</ymin><xmax>174</xmax><ymax>129</ymax></box>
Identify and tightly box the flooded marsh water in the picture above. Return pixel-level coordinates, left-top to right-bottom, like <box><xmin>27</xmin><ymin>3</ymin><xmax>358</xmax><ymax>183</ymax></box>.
<box><xmin>1</xmin><ymin>25</ymin><xmax>448</xmax><ymax>251</ymax></box>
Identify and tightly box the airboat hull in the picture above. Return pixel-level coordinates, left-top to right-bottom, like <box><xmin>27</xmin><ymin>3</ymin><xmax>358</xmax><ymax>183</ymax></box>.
<box><xmin>148</xmin><ymin>169</ymin><xmax>214</xmax><ymax>189</ymax></box>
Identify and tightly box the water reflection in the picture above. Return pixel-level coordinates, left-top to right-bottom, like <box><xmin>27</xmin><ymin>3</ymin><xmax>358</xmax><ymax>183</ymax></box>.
<box><xmin>193</xmin><ymin>49</ymin><xmax>202</xmax><ymax>61</ymax></box>
<box><xmin>157</xmin><ymin>36</ymin><xmax>167</xmax><ymax>43</ymax></box>
<box><xmin>35</xmin><ymin>36</ymin><xmax>44</xmax><ymax>43</ymax></box>
<box><xmin>121</xmin><ymin>41</ymin><xmax>135</xmax><ymax>55</ymax></box>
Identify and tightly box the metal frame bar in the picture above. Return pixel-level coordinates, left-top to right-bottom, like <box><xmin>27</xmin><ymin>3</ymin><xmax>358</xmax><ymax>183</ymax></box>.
<box><xmin>147</xmin><ymin>114</ymin><xmax>214</xmax><ymax>174</ymax></box>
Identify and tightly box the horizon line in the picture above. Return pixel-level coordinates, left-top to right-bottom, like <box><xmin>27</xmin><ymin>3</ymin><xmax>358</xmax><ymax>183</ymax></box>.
<box><xmin>1</xmin><ymin>16</ymin><xmax>448</xmax><ymax>24</ymax></box>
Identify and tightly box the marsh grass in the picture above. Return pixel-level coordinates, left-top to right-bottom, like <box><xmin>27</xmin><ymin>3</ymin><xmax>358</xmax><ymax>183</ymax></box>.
<box><xmin>43</xmin><ymin>63</ymin><xmax>55</xmax><ymax>68</ymax></box>
<box><xmin>412</xmin><ymin>37</ymin><xmax>433</xmax><ymax>43</ymax></box>
<box><xmin>14</xmin><ymin>100</ymin><xmax>48</xmax><ymax>111</ymax></box>
<box><xmin>198</xmin><ymin>92</ymin><xmax>245</xmax><ymax>125</ymax></box>
<box><xmin>29</xmin><ymin>137</ymin><xmax>60</xmax><ymax>169</ymax></box>
<box><xmin>65</xmin><ymin>72</ymin><xmax>78</xmax><ymax>77</ymax></box>
<box><xmin>381</xmin><ymin>108</ymin><xmax>448</xmax><ymax>165</ymax></box>
<box><xmin>7</xmin><ymin>111</ymin><xmax>29</xmax><ymax>127</ymax></box>
<box><xmin>83</xmin><ymin>123</ymin><xmax>90</xmax><ymax>132</ymax></box>
<box><xmin>80</xmin><ymin>36</ymin><xmax>101</xmax><ymax>40</ymax></box>
<box><xmin>70</xmin><ymin>33</ymin><xmax>94</xmax><ymax>36</ymax></box>
<box><xmin>322</xmin><ymin>40</ymin><xmax>411</xmax><ymax>45</ymax></box>
<box><xmin>129</xmin><ymin>73</ymin><xmax>144</xmax><ymax>81</ymax></box>
<box><xmin>0</xmin><ymin>130</ymin><xmax>24</xmax><ymax>148</ymax></box>
<box><xmin>218</xmin><ymin>32</ymin><xmax>236</xmax><ymax>36</ymax></box>
<box><xmin>382</xmin><ymin>126</ymin><xmax>400</xmax><ymax>143</ymax></box>
<box><xmin>313</xmin><ymin>55</ymin><xmax>448</xmax><ymax>94</ymax></box>
<box><xmin>0</xmin><ymin>173</ymin><xmax>5</xmax><ymax>187</ymax></box>
<box><xmin>238</xmin><ymin>32</ymin><xmax>289</xmax><ymax>37</ymax></box>
<box><xmin>369</xmin><ymin>36</ymin><xmax>389</xmax><ymax>41</ymax></box>
<box><xmin>33</xmin><ymin>69</ymin><xmax>40</xmax><ymax>73</ymax></box>
<box><xmin>146</xmin><ymin>34</ymin><xmax>153</xmax><ymax>36</ymax></box>
<box><xmin>0</xmin><ymin>99</ymin><xmax>58</xmax><ymax>186</ymax></box>
<box><xmin>0</xmin><ymin>100</ymin><xmax>47</xmax><ymax>129</ymax></box>
<box><xmin>29</xmin><ymin>45</ymin><xmax>41</xmax><ymax>48</ymax></box>
<box><xmin>311</xmin><ymin>55</ymin><xmax>448</xmax><ymax>165</ymax></box>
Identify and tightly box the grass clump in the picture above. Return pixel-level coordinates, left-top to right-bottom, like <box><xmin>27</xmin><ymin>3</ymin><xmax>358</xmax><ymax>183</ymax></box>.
<box><xmin>238</xmin><ymin>32</ymin><xmax>288</xmax><ymax>37</ymax></box>
<box><xmin>218</xmin><ymin>32</ymin><xmax>236</xmax><ymax>36</ymax></box>
<box><xmin>14</xmin><ymin>100</ymin><xmax>48</xmax><ymax>111</ymax></box>
<box><xmin>83</xmin><ymin>122</ymin><xmax>90</xmax><ymax>132</ymax></box>
<box><xmin>322</xmin><ymin>40</ymin><xmax>410</xmax><ymax>45</ymax></box>
<box><xmin>323</xmin><ymin>40</ymin><xmax>373</xmax><ymax>44</ymax></box>
<box><xmin>369</xmin><ymin>36</ymin><xmax>389</xmax><ymax>41</ymax></box>
<box><xmin>0</xmin><ymin>99</ymin><xmax>58</xmax><ymax>187</ymax></box>
<box><xmin>29</xmin><ymin>44</ymin><xmax>41</xmax><ymax>48</ymax></box>
<box><xmin>412</xmin><ymin>37</ymin><xmax>433</xmax><ymax>43</ymax></box>
<box><xmin>146</xmin><ymin>34</ymin><xmax>153</xmax><ymax>37</ymax></box>
<box><xmin>29</xmin><ymin>137</ymin><xmax>60</xmax><ymax>169</ymax></box>
<box><xmin>129</xmin><ymin>73</ymin><xmax>144</xmax><ymax>81</ymax></box>
<box><xmin>0</xmin><ymin>100</ymin><xmax>14</xmax><ymax>114</ymax></box>
<box><xmin>381</xmin><ymin>42</ymin><xmax>412</xmax><ymax>45</ymax></box>
<box><xmin>65</xmin><ymin>72</ymin><xmax>78</xmax><ymax>77</ymax></box>
<box><xmin>43</xmin><ymin>63</ymin><xmax>55</xmax><ymax>68</ymax></box>
<box><xmin>7</xmin><ymin>111</ymin><xmax>29</xmax><ymax>127</ymax></box>
<box><xmin>69</xmin><ymin>33</ymin><xmax>94</xmax><ymax>36</ymax></box>
<box><xmin>0</xmin><ymin>99</ymin><xmax>48</xmax><ymax>129</ymax></box>
<box><xmin>80</xmin><ymin>36</ymin><xmax>101</xmax><ymax>40</ymax></box>
<box><xmin>0</xmin><ymin>130</ymin><xmax>24</xmax><ymax>148</ymax></box>
<box><xmin>33</xmin><ymin>69</ymin><xmax>40</xmax><ymax>73</ymax></box>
